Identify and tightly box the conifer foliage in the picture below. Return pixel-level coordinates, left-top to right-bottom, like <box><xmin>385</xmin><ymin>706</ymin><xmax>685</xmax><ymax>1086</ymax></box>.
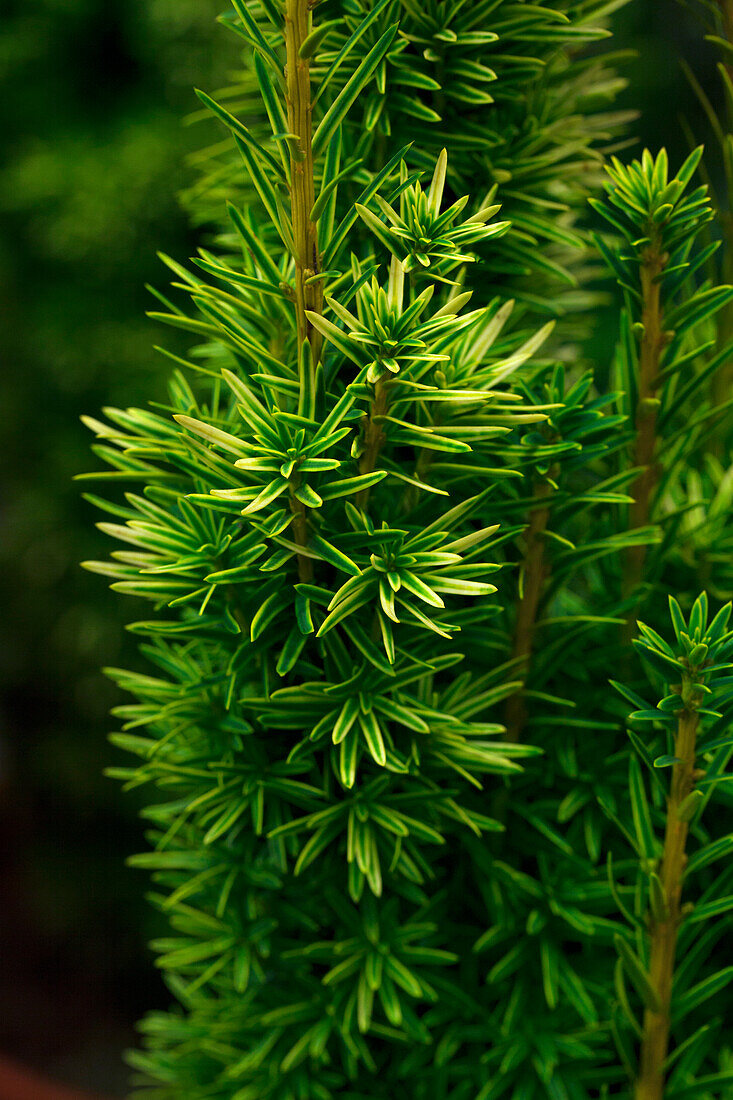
<box><xmin>81</xmin><ymin>1</ymin><xmax>733</xmax><ymax>1097</ymax></box>
<box><xmin>610</xmin><ymin>595</ymin><xmax>733</xmax><ymax>1100</ymax></box>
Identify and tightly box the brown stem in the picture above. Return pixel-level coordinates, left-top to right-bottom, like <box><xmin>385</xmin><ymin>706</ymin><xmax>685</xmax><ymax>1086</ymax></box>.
<box><xmin>488</xmin><ymin>479</ymin><xmax>554</xmax><ymax>837</ymax></box>
<box><xmin>503</xmin><ymin>478</ymin><xmax>554</xmax><ymax>743</ymax></box>
<box><xmin>284</xmin><ymin>0</ymin><xmax>321</xmax><ymax>580</ymax></box>
<box><xmin>635</xmin><ymin>706</ymin><xmax>699</xmax><ymax>1100</ymax></box>
<box><xmin>356</xmin><ymin>378</ymin><xmax>389</xmax><ymax>510</ymax></box>
<box><xmin>285</xmin><ymin>0</ymin><xmax>323</xmax><ymax>362</ymax></box>
<box><xmin>289</xmin><ymin>484</ymin><xmax>313</xmax><ymax>583</ymax></box>
<box><xmin>623</xmin><ymin>240</ymin><xmax>668</xmax><ymax>627</ymax></box>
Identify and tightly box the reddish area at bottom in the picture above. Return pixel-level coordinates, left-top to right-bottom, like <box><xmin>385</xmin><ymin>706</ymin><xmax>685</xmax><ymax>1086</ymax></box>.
<box><xmin>0</xmin><ymin>1056</ymin><xmax>110</xmax><ymax>1100</ymax></box>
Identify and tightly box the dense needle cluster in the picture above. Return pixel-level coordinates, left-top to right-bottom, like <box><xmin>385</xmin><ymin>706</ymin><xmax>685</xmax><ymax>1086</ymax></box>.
<box><xmin>81</xmin><ymin>2</ymin><xmax>733</xmax><ymax>1097</ymax></box>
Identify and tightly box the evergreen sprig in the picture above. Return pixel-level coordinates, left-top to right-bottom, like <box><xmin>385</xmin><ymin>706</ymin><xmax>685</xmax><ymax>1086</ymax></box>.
<box><xmin>185</xmin><ymin>0</ymin><xmax>634</xmax><ymax>323</ymax></box>
<box><xmin>592</xmin><ymin>148</ymin><xmax>733</xmax><ymax>614</ymax></box>
<box><xmin>609</xmin><ymin>595</ymin><xmax>733</xmax><ymax>1099</ymax></box>
<box><xmin>81</xmin><ymin>1</ymin><xmax>733</xmax><ymax>1096</ymax></box>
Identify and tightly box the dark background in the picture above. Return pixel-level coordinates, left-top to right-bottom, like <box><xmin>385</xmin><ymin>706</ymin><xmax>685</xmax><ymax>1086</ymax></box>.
<box><xmin>0</xmin><ymin>2</ymin><xmax>723</xmax><ymax>1094</ymax></box>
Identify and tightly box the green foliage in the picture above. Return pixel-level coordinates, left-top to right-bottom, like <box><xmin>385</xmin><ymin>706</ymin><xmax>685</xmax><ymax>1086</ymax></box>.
<box><xmin>81</xmin><ymin>1</ymin><xmax>733</xmax><ymax>1096</ymax></box>
<box><xmin>662</xmin><ymin>0</ymin><xmax>733</xmax><ymax>601</ymax></box>
<box><xmin>593</xmin><ymin>146</ymin><xmax>733</xmax><ymax>424</ymax></box>
<box><xmin>186</xmin><ymin>0</ymin><xmax>633</xmax><ymax>322</ymax></box>
<box><xmin>608</xmin><ymin>597</ymin><xmax>733</xmax><ymax>1097</ymax></box>
<box><xmin>592</xmin><ymin>147</ymin><xmax>733</xmax><ymax>607</ymax></box>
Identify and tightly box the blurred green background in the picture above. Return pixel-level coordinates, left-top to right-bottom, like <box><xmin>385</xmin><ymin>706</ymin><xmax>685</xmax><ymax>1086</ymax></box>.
<box><xmin>0</xmin><ymin>1</ymin><xmax>724</xmax><ymax>1093</ymax></box>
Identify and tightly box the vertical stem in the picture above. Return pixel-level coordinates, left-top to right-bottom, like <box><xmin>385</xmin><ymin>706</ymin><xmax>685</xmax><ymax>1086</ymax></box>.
<box><xmin>285</xmin><ymin>0</ymin><xmax>323</xmax><ymax>364</ymax></box>
<box><xmin>284</xmin><ymin>0</ymin><xmax>320</xmax><ymax>581</ymax></box>
<box><xmin>635</xmin><ymin>706</ymin><xmax>699</xmax><ymax>1100</ymax></box>
<box><xmin>623</xmin><ymin>240</ymin><xmax>667</xmax><ymax>624</ymax></box>
<box><xmin>503</xmin><ymin>478</ymin><xmax>553</xmax><ymax>743</ymax></box>
<box><xmin>489</xmin><ymin>479</ymin><xmax>553</xmax><ymax>836</ymax></box>
<box><xmin>356</xmin><ymin>379</ymin><xmax>388</xmax><ymax>510</ymax></box>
